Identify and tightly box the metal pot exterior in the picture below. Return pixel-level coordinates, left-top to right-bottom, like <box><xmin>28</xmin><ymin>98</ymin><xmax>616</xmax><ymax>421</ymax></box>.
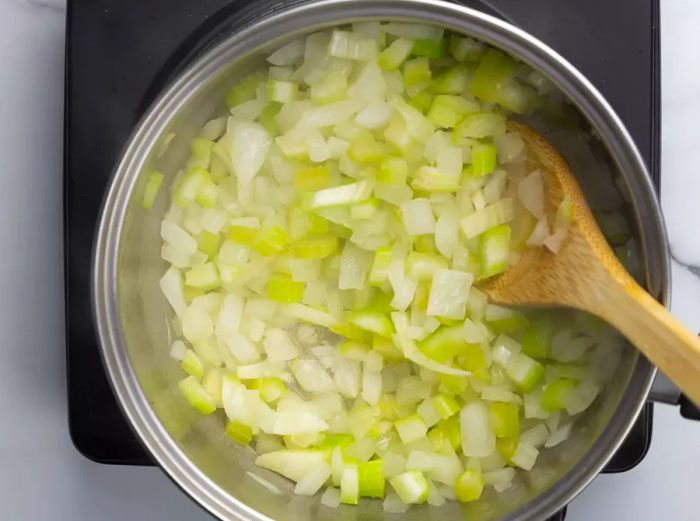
<box><xmin>93</xmin><ymin>1</ymin><xmax>669</xmax><ymax>520</ymax></box>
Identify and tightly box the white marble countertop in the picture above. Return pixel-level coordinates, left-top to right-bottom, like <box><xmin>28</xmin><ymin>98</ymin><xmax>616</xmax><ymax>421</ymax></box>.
<box><xmin>1</xmin><ymin>0</ymin><xmax>699</xmax><ymax>519</ymax></box>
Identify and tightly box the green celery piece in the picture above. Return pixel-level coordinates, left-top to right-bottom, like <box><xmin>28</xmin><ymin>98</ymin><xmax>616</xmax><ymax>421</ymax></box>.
<box><xmin>349</xmin><ymin>134</ymin><xmax>386</xmax><ymax>163</ymax></box>
<box><xmin>198</xmin><ymin>231</ymin><xmax>222</xmax><ymax>259</ymax></box>
<box><xmin>290</xmin><ymin>235</ymin><xmax>339</xmax><ymax>259</ymax></box>
<box><xmin>180</xmin><ymin>350</ymin><xmax>204</xmax><ymax>379</ymax></box>
<box><xmin>455</xmin><ymin>469</ymin><xmax>484</xmax><ymax>502</ymax></box>
<box><xmin>227</xmin><ymin>225</ymin><xmax>259</xmax><ymax>247</ymax></box>
<box><xmin>390</xmin><ymin>471</ymin><xmax>430</xmax><ymax>504</ymax></box>
<box><xmin>488</xmin><ymin>402</ymin><xmax>520</xmax><ymax>438</ymax></box>
<box><xmin>411</xmin><ymin>38</ymin><xmax>447</xmax><ymax>58</ymax></box>
<box><xmin>267</xmin><ymin>273</ymin><xmax>304</xmax><ymax>303</ymax></box>
<box><xmin>455</xmin><ymin>342</ymin><xmax>486</xmax><ymax>371</ymax></box>
<box><xmin>258</xmin><ymin>103</ymin><xmax>281</xmax><ymax>133</ymax></box>
<box><xmin>484</xmin><ymin>304</ymin><xmax>529</xmax><ymax>333</ymax></box>
<box><xmin>470</xmin><ymin>49</ymin><xmax>535</xmax><ymax>113</ymax></box>
<box><xmin>496</xmin><ymin>436</ymin><xmax>519</xmax><ymax>462</ymax></box>
<box><xmin>226</xmin><ymin>421</ymin><xmax>253</xmax><ymax>445</ymax></box>
<box><xmin>368</xmin><ymin>247</ymin><xmax>393</xmax><ymax>286</ymax></box>
<box><xmin>429</xmin><ymin>66</ymin><xmax>470</xmax><ymax>94</ymax></box>
<box><xmin>142</xmin><ymin>170</ymin><xmax>164</xmax><ymax>209</ymax></box>
<box><xmin>409</xmin><ymin>90</ymin><xmax>435</xmax><ymax>114</ymax></box>
<box><xmin>378</xmin><ymin>157</ymin><xmax>408</xmax><ymax>185</ymax></box>
<box><xmin>508</xmin><ymin>352</ymin><xmax>545</xmax><ymax>392</ymax></box>
<box><xmin>178</xmin><ymin>375</ymin><xmax>216</xmax><ymax>415</ymax></box>
<box><xmin>427</xmin><ymin>94</ymin><xmax>480</xmax><ymax>128</ymax></box>
<box><xmin>454</xmin><ymin>112</ymin><xmax>506</xmax><ymax>139</ymax></box>
<box><xmin>294</xmin><ymin>165</ymin><xmax>331</xmax><ymax>192</ymax></box>
<box><xmin>185</xmin><ymin>262</ymin><xmax>221</xmax><ymax>291</ymax></box>
<box><xmin>449</xmin><ymin>35</ymin><xmax>486</xmax><ymax>63</ymax></box>
<box><xmin>521</xmin><ymin>317</ymin><xmax>555</xmax><ymax>359</ymax></box>
<box><xmin>479</xmin><ymin>224</ymin><xmax>511</xmax><ymax>279</ymax></box>
<box><xmin>254</xmin><ymin>226</ymin><xmax>289</xmax><ymax>256</ymax></box>
<box><xmin>378</xmin><ymin>37</ymin><xmax>414</xmax><ymax>71</ymax></box>
<box><xmin>348</xmin><ymin>310</ymin><xmax>394</xmax><ymax>338</ymax></box>
<box><xmin>225</xmin><ymin>70</ymin><xmax>266</xmax><ymax>108</ymax></box>
<box><xmin>357</xmin><ymin>459</ymin><xmax>385</xmax><ymax>498</ymax></box>
<box><xmin>418</xmin><ymin>325</ymin><xmax>465</xmax><ymax>362</ymax></box>
<box><xmin>471</xmin><ymin>142</ymin><xmax>498</xmax><ymax>176</ymax></box>
<box><xmin>403</xmin><ymin>57</ymin><xmax>432</xmax><ymax>86</ymax></box>
<box><xmin>406</xmin><ymin>251</ymin><xmax>448</xmax><ymax>281</ymax></box>
<box><xmin>470</xmin><ymin>49</ymin><xmax>517</xmax><ymax>103</ymax></box>
<box><xmin>541</xmin><ymin>378</ymin><xmax>578</xmax><ymax>412</ymax></box>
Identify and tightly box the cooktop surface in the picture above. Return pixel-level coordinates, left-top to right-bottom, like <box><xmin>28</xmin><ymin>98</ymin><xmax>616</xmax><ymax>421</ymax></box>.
<box><xmin>64</xmin><ymin>0</ymin><xmax>660</xmax><ymax>518</ymax></box>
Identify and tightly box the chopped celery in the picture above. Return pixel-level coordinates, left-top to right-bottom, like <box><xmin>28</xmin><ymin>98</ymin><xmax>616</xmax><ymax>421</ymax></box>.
<box><xmin>488</xmin><ymin>402</ymin><xmax>520</xmax><ymax>438</ymax></box>
<box><xmin>412</xmin><ymin>38</ymin><xmax>447</xmax><ymax>58</ymax></box>
<box><xmin>258</xmin><ymin>103</ymin><xmax>281</xmax><ymax>133</ymax></box>
<box><xmin>378</xmin><ymin>37</ymin><xmax>414</xmax><ymax>70</ymax></box>
<box><xmin>142</xmin><ymin>170</ymin><xmax>164</xmax><ymax>209</ymax></box>
<box><xmin>349</xmin><ymin>134</ymin><xmax>386</xmax><ymax>163</ymax></box>
<box><xmin>484</xmin><ymin>304</ymin><xmax>528</xmax><ymax>332</ymax></box>
<box><xmin>403</xmin><ymin>58</ymin><xmax>432</xmax><ymax>86</ymax></box>
<box><xmin>227</xmin><ymin>224</ymin><xmax>259</xmax><ymax>247</ymax></box>
<box><xmin>541</xmin><ymin>378</ymin><xmax>578</xmax><ymax>412</ymax></box>
<box><xmin>427</xmin><ymin>95</ymin><xmax>480</xmax><ymax>128</ymax></box>
<box><xmin>358</xmin><ymin>460</ymin><xmax>385</xmax><ymax>498</ymax></box>
<box><xmin>185</xmin><ymin>262</ymin><xmax>221</xmax><ymax>291</ymax></box>
<box><xmin>455</xmin><ymin>469</ymin><xmax>484</xmax><ymax>502</ymax></box>
<box><xmin>294</xmin><ymin>166</ymin><xmax>330</xmax><ymax>192</ymax></box>
<box><xmin>340</xmin><ymin>465</ymin><xmax>360</xmax><ymax>505</ymax></box>
<box><xmin>267</xmin><ymin>273</ymin><xmax>305</xmax><ymax>303</ymax></box>
<box><xmin>267</xmin><ymin>79</ymin><xmax>299</xmax><ymax>103</ymax></box>
<box><xmin>394</xmin><ymin>414</ymin><xmax>428</xmax><ymax>443</ymax></box>
<box><xmin>348</xmin><ymin>310</ymin><xmax>394</xmax><ymax>338</ymax></box>
<box><xmin>290</xmin><ymin>235</ymin><xmax>339</xmax><ymax>259</ymax></box>
<box><xmin>521</xmin><ymin>318</ymin><xmax>554</xmax><ymax>359</ymax></box>
<box><xmin>479</xmin><ymin>224</ymin><xmax>511</xmax><ymax>279</ymax></box>
<box><xmin>418</xmin><ymin>325</ymin><xmax>464</xmax><ymax>362</ymax></box>
<box><xmin>470</xmin><ymin>49</ymin><xmax>534</xmax><ymax>113</ymax></box>
<box><xmin>225</xmin><ymin>70</ymin><xmax>266</xmax><ymax>108</ymax></box>
<box><xmin>409</xmin><ymin>90</ymin><xmax>435</xmax><ymax>113</ymax></box>
<box><xmin>429</xmin><ymin>66</ymin><xmax>470</xmax><ymax>94</ymax></box>
<box><xmin>431</xmin><ymin>394</ymin><xmax>460</xmax><ymax>419</ymax></box>
<box><xmin>406</xmin><ymin>252</ymin><xmax>448</xmax><ymax>282</ymax></box>
<box><xmin>310</xmin><ymin>69</ymin><xmax>349</xmax><ymax>105</ymax></box>
<box><xmin>181</xmin><ymin>349</ymin><xmax>204</xmax><ymax>379</ymax></box>
<box><xmin>254</xmin><ymin>226</ymin><xmax>289</xmax><ymax>256</ymax></box>
<box><xmin>496</xmin><ymin>436</ymin><xmax>519</xmax><ymax>462</ymax></box>
<box><xmin>507</xmin><ymin>352</ymin><xmax>545</xmax><ymax>392</ymax></box>
<box><xmin>378</xmin><ymin>157</ymin><xmax>408</xmax><ymax>185</ymax></box>
<box><xmin>449</xmin><ymin>36</ymin><xmax>486</xmax><ymax>63</ymax></box>
<box><xmin>198</xmin><ymin>231</ymin><xmax>222</xmax><ymax>259</ymax></box>
<box><xmin>460</xmin><ymin>198</ymin><xmax>515</xmax><ymax>239</ymax></box>
<box><xmin>454</xmin><ymin>112</ymin><xmax>506</xmax><ymax>139</ymax></box>
<box><xmin>369</xmin><ymin>248</ymin><xmax>393</xmax><ymax>287</ymax></box>
<box><xmin>178</xmin><ymin>375</ymin><xmax>216</xmax><ymax>414</ymax></box>
<box><xmin>226</xmin><ymin>420</ymin><xmax>253</xmax><ymax>445</ymax></box>
<box><xmin>389</xmin><ymin>471</ymin><xmax>430</xmax><ymax>504</ymax></box>
<box><xmin>471</xmin><ymin>142</ymin><xmax>498</xmax><ymax>176</ymax></box>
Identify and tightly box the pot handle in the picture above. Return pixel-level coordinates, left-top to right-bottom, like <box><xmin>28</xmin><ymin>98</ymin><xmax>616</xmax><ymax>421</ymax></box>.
<box><xmin>649</xmin><ymin>371</ymin><xmax>700</xmax><ymax>421</ymax></box>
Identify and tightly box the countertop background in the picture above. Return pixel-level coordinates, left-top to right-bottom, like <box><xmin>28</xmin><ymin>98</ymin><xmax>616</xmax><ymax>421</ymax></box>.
<box><xmin>1</xmin><ymin>0</ymin><xmax>699</xmax><ymax>519</ymax></box>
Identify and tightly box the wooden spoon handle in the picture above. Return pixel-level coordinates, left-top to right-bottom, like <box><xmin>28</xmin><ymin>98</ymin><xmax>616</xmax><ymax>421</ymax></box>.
<box><xmin>596</xmin><ymin>275</ymin><xmax>700</xmax><ymax>406</ymax></box>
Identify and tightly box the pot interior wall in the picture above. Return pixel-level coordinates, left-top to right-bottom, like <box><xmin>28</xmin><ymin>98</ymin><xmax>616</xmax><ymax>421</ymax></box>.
<box><xmin>113</xmin><ymin>13</ymin><xmax>655</xmax><ymax>521</ymax></box>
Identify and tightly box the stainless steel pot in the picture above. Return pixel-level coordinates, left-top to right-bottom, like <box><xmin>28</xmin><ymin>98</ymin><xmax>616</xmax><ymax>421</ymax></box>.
<box><xmin>93</xmin><ymin>0</ymin><xmax>670</xmax><ymax>519</ymax></box>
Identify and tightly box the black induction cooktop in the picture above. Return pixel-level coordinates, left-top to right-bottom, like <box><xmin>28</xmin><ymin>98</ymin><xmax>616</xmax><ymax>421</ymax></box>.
<box><xmin>64</xmin><ymin>0</ymin><xmax>660</xmax><ymax>518</ymax></box>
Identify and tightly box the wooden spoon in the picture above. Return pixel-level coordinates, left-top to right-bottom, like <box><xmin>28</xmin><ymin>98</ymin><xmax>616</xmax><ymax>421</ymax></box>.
<box><xmin>479</xmin><ymin>121</ymin><xmax>700</xmax><ymax>406</ymax></box>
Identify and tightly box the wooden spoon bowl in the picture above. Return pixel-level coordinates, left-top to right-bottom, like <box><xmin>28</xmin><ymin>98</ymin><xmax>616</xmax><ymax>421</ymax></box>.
<box><xmin>479</xmin><ymin>121</ymin><xmax>700</xmax><ymax>405</ymax></box>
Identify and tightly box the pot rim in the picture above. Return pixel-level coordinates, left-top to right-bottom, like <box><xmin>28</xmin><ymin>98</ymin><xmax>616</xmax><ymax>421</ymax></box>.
<box><xmin>93</xmin><ymin>1</ymin><xmax>669</xmax><ymax>519</ymax></box>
